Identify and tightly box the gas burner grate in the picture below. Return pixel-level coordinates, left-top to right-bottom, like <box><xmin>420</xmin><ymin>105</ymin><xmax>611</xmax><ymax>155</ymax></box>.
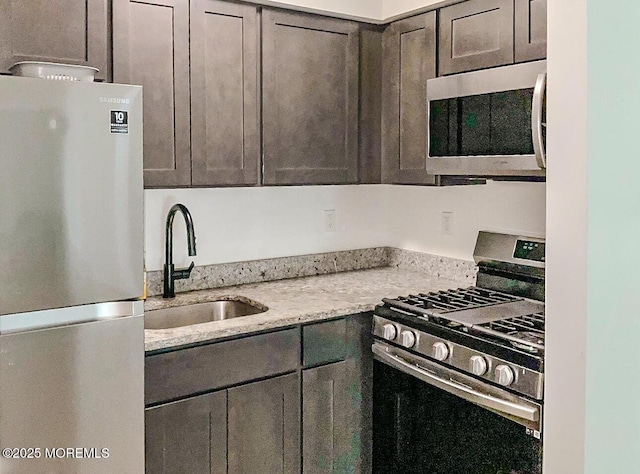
<box><xmin>383</xmin><ymin>287</ymin><xmax>521</xmax><ymax>316</ymax></box>
<box><xmin>473</xmin><ymin>312</ymin><xmax>545</xmax><ymax>353</ymax></box>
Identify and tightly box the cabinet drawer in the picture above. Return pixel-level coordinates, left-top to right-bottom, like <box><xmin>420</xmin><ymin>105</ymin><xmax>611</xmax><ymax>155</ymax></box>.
<box><xmin>303</xmin><ymin>318</ymin><xmax>347</xmax><ymax>367</ymax></box>
<box><xmin>145</xmin><ymin>328</ymin><xmax>299</xmax><ymax>405</ymax></box>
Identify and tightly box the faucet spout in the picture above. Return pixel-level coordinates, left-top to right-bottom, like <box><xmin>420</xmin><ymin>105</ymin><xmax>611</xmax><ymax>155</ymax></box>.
<box><xmin>163</xmin><ymin>204</ymin><xmax>197</xmax><ymax>298</ymax></box>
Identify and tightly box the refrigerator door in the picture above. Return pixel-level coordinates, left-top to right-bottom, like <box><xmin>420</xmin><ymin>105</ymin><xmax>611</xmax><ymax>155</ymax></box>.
<box><xmin>0</xmin><ymin>76</ymin><xmax>143</xmax><ymax>316</ymax></box>
<box><xmin>0</xmin><ymin>301</ymin><xmax>144</xmax><ymax>474</ymax></box>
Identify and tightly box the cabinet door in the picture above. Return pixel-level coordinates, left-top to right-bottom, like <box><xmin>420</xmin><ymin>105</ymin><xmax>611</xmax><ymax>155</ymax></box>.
<box><xmin>381</xmin><ymin>13</ymin><xmax>438</xmax><ymax>185</ymax></box>
<box><xmin>113</xmin><ymin>0</ymin><xmax>191</xmax><ymax>187</ymax></box>
<box><xmin>359</xmin><ymin>27</ymin><xmax>383</xmax><ymax>184</ymax></box>
<box><xmin>303</xmin><ymin>360</ymin><xmax>365</xmax><ymax>473</ymax></box>
<box><xmin>262</xmin><ymin>9</ymin><xmax>359</xmax><ymax>185</ymax></box>
<box><xmin>0</xmin><ymin>0</ymin><xmax>108</xmax><ymax>81</ymax></box>
<box><xmin>439</xmin><ymin>0</ymin><xmax>514</xmax><ymax>75</ymax></box>
<box><xmin>190</xmin><ymin>0</ymin><xmax>260</xmax><ymax>186</ymax></box>
<box><xmin>515</xmin><ymin>0</ymin><xmax>547</xmax><ymax>62</ymax></box>
<box><xmin>145</xmin><ymin>390</ymin><xmax>227</xmax><ymax>474</ymax></box>
<box><xmin>228</xmin><ymin>373</ymin><xmax>300</xmax><ymax>473</ymax></box>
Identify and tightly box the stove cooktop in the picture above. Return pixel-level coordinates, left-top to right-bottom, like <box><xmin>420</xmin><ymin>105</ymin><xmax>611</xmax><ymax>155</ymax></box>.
<box><xmin>380</xmin><ymin>287</ymin><xmax>545</xmax><ymax>355</ymax></box>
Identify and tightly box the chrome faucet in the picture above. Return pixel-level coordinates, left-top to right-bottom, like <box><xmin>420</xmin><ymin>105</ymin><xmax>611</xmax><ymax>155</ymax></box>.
<box><xmin>163</xmin><ymin>204</ymin><xmax>196</xmax><ymax>298</ymax></box>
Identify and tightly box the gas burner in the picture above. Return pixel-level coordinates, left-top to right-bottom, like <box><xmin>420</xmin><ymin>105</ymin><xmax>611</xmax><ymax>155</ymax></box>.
<box><xmin>383</xmin><ymin>287</ymin><xmax>522</xmax><ymax>318</ymax></box>
<box><xmin>509</xmin><ymin>331</ymin><xmax>545</xmax><ymax>353</ymax></box>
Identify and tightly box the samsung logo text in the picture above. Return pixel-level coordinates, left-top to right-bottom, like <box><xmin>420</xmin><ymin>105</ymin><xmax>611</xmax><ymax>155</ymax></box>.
<box><xmin>99</xmin><ymin>97</ymin><xmax>130</xmax><ymax>104</ymax></box>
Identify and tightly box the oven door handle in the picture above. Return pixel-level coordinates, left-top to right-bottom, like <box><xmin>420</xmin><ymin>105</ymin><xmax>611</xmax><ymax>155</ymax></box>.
<box><xmin>531</xmin><ymin>72</ymin><xmax>547</xmax><ymax>169</ymax></box>
<box><xmin>372</xmin><ymin>344</ymin><xmax>539</xmax><ymax>423</ymax></box>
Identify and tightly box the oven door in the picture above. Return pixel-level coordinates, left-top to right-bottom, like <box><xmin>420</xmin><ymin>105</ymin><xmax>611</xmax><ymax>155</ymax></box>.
<box><xmin>427</xmin><ymin>60</ymin><xmax>546</xmax><ymax>177</ymax></box>
<box><xmin>373</xmin><ymin>342</ymin><xmax>542</xmax><ymax>474</ymax></box>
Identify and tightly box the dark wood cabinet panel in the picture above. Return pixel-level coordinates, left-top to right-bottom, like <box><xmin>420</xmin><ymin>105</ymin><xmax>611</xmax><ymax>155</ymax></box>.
<box><xmin>228</xmin><ymin>373</ymin><xmax>300</xmax><ymax>474</ymax></box>
<box><xmin>145</xmin><ymin>390</ymin><xmax>227</xmax><ymax>474</ymax></box>
<box><xmin>359</xmin><ymin>27</ymin><xmax>383</xmax><ymax>184</ymax></box>
<box><xmin>382</xmin><ymin>13</ymin><xmax>438</xmax><ymax>185</ymax></box>
<box><xmin>145</xmin><ymin>328</ymin><xmax>299</xmax><ymax>405</ymax></box>
<box><xmin>302</xmin><ymin>313</ymin><xmax>373</xmax><ymax>473</ymax></box>
<box><xmin>0</xmin><ymin>0</ymin><xmax>108</xmax><ymax>81</ymax></box>
<box><xmin>262</xmin><ymin>9</ymin><xmax>360</xmax><ymax>185</ymax></box>
<box><xmin>144</xmin><ymin>313</ymin><xmax>372</xmax><ymax>473</ymax></box>
<box><xmin>303</xmin><ymin>318</ymin><xmax>347</xmax><ymax>367</ymax></box>
<box><xmin>515</xmin><ymin>0</ymin><xmax>547</xmax><ymax>62</ymax></box>
<box><xmin>113</xmin><ymin>0</ymin><xmax>191</xmax><ymax>187</ymax></box>
<box><xmin>439</xmin><ymin>0</ymin><xmax>514</xmax><ymax>75</ymax></box>
<box><xmin>190</xmin><ymin>0</ymin><xmax>260</xmax><ymax>186</ymax></box>
<box><xmin>303</xmin><ymin>360</ymin><xmax>361</xmax><ymax>473</ymax></box>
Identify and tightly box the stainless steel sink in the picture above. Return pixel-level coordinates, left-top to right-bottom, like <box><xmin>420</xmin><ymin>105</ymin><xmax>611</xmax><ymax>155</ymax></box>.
<box><xmin>144</xmin><ymin>299</ymin><xmax>267</xmax><ymax>330</ymax></box>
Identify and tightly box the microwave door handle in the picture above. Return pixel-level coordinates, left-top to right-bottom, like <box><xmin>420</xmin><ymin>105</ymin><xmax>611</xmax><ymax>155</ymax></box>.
<box><xmin>532</xmin><ymin>72</ymin><xmax>547</xmax><ymax>169</ymax></box>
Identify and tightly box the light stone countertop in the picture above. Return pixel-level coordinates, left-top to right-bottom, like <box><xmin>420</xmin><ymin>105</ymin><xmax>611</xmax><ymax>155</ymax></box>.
<box><xmin>144</xmin><ymin>267</ymin><xmax>466</xmax><ymax>352</ymax></box>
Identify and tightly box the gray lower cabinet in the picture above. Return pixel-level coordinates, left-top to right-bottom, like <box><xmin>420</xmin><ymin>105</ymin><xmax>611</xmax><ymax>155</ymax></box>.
<box><xmin>515</xmin><ymin>0</ymin><xmax>547</xmax><ymax>62</ymax></box>
<box><xmin>228</xmin><ymin>374</ymin><xmax>300</xmax><ymax>473</ymax></box>
<box><xmin>438</xmin><ymin>0</ymin><xmax>515</xmax><ymax>75</ymax></box>
<box><xmin>302</xmin><ymin>314</ymin><xmax>373</xmax><ymax>473</ymax></box>
<box><xmin>145</xmin><ymin>374</ymin><xmax>299</xmax><ymax>474</ymax></box>
<box><xmin>381</xmin><ymin>12</ymin><xmax>438</xmax><ymax>185</ymax></box>
<box><xmin>190</xmin><ymin>0</ymin><xmax>260</xmax><ymax>186</ymax></box>
<box><xmin>145</xmin><ymin>315</ymin><xmax>372</xmax><ymax>473</ymax></box>
<box><xmin>145</xmin><ymin>391</ymin><xmax>227</xmax><ymax>474</ymax></box>
<box><xmin>113</xmin><ymin>0</ymin><xmax>191</xmax><ymax>187</ymax></box>
<box><xmin>262</xmin><ymin>9</ymin><xmax>360</xmax><ymax>185</ymax></box>
<box><xmin>0</xmin><ymin>0</ymin><xmax>109</xmax><ymax>81</ymax></box>
<box><xmin>303</xmin><ymin>360</ymin><xmax>362</xmax><ymax>473</ymax></box>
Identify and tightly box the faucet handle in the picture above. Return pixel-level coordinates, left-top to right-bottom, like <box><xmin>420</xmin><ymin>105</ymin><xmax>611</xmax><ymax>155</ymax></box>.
<box><xmin>173</xmin><ymin>261</ymin><xmax>195</xmax><ymax>280</ymax></box>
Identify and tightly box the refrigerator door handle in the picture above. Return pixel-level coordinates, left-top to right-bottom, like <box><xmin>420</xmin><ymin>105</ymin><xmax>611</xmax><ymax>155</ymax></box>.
<box><xmin>0</xmin><ymin>300</ymin><xmax>144</xmax><ymax>334</ymax></box>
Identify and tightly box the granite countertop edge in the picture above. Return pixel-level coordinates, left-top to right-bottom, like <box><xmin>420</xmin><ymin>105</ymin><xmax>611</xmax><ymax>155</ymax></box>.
<box><xmin>144</xmin><ymin>303</ymin><xmax>377</xmax><ymax>353</ymax></box>
<box><xmin>143</xmin><ymin>267</ymin><xmax>467</xmax><ymax>353</ymax></box>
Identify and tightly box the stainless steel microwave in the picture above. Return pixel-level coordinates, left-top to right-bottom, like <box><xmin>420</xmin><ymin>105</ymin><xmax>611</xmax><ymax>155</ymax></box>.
<box><xmin>427</xmin><ymin>60</ymin><xmax>546</xmax><ymax>177</ymax></box>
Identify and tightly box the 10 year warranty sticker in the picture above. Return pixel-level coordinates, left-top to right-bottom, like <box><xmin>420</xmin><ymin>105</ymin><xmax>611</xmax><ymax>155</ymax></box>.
<box><xmin>110</xmin><ymin>110</ymin><xmax>128</xmax><ymax>134</ymax></box>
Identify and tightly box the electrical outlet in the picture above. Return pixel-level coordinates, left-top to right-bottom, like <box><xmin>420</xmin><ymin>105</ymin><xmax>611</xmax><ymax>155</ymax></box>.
<box><xmin>441</xmin><ymin>211</ymin><xmax>453</xmax><ymax>236</ymax></box>
<box><xmin>325</xmin><ymin>209</ymin><xmax>336</xmax><ymax>232</ymax></box>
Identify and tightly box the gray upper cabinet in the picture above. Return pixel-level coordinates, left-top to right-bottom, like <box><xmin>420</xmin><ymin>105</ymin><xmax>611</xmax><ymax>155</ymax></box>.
<box><xmin>190</xmin><ymin>0</ymin><xmax>260</xmax><ymax>186</ymax></box>
<box><xmin>439</xmin><ymin>0</ymin><xmax>514</xmax><ymax>75</ymax></box>
<box><xmin>0</xmin><ymin>0</ymin><xmax>109</xmax><ymax>81</ymax></box>
<box><xmin>382</xmin><ymin>12</ymin><xmax>438</xmax><ymax>185</ymax></box>
<box><xmin>515</xmin><ymin>0</ymin><xmax>547</xmax><ymax>62</ymax></box>
<box><xmin>113</xmin><ymin>0</ymin><xmax>191</xmax><ymax>187</ymax></box>
<box><xmin>359</xmin><ymin>27</ymin><xmax>384</xmax><ymax>184</ymax></box>
<box><xmin>228</xmin><ymin>374</ymin><xmax>300</xmax><ymax>474</ymax></box>
<box><xmin>145</xmin><ymin>391</ymin><xmax>227</xmax><ymax>474</ymax></box>
<box><xmin>262</xmin><ymin>9</ymin><xmax>360</xmax><ymax>185</ymax></box>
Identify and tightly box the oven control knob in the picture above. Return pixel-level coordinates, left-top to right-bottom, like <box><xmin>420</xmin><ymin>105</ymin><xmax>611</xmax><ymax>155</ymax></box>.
<box><xmin>382</xmin><ymin>324</ymin><xmax>397</xmax><ymax>341</ymax></box>
<box><xmin>432</xmin><ymin>342</ymin><xmax>449</xmax><ymax>361</ymax></box>
<box><xmin>469</xmin><ymin>355</ymin><xmax>488</xmax><ymax>376</ymax></box>
<box><xmin>400</xmin><ymin>330</ymin><xmax>416</xmax><ymax>348</ymax></box>
<box><xmin>495</xmin><ymin>365</ymin><xmax>515</xmax><ymax>386</ymax></box>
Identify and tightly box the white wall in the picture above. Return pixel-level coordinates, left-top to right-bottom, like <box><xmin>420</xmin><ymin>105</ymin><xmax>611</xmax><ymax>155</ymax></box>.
<box><xmin>386</xmin><ymin>181</ymin><xmax>546</xmax><ymax>261</ymax></box>
<box><xmin>381</xmin><ymin>0</ymin><xmax>444</xmax><ymax>19</ymax></box>
<box><xmin>144</xmin><ymin>186</ymin><xmax>391</xmax><ymax>271</ymax></box>
<box><xmin>145</xmin><ymin>182</ymin><xmax>545</xmax><ymax>271</ymax></box>
<box><xmin>251</xmin><ymin>0</ymin><xmax>382</xmax><ymax>20</ymax></box>
<box><xmin>249</xmin><ymin>0</ymin><xmax>449</xmax><ymax>21</ymax></box>
<box><xmin>543</xmin><ymin>1</ymin><xmax>587</xmax><ymax>473</ymax></box>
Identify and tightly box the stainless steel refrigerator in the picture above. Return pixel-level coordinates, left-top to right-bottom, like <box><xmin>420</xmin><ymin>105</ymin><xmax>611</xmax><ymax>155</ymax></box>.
<box><xmin>0</xmin><ymin>76</ymin><xmax>144</xmax><ymax>473</ymax></box>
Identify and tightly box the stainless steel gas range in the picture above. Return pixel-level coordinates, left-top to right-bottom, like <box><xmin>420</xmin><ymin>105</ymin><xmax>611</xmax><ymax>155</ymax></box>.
<box><xmin>372</xmin><ymin>231</ymin><xmax>545</xmax><ymax>474</ymax></box>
